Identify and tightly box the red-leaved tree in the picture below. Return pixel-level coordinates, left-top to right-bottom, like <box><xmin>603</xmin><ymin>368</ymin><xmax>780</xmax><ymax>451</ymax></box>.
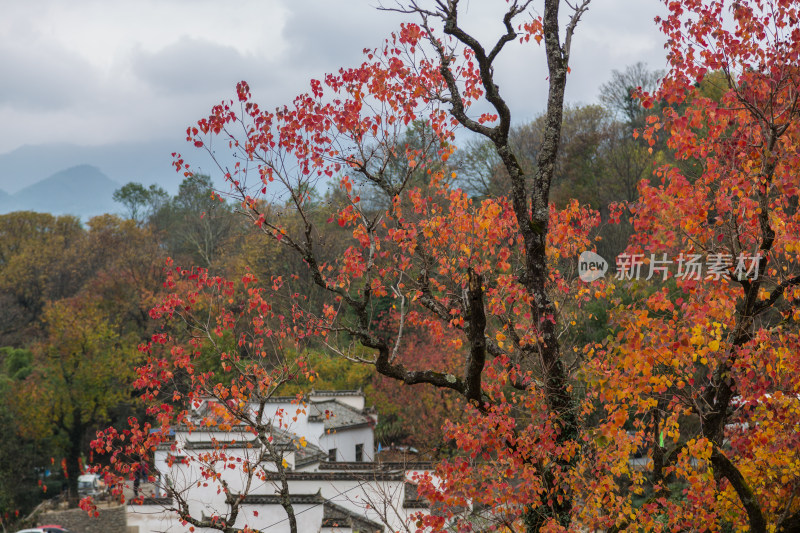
<box><xmin>91</xmin><ymin>0</ymin><xmax>800</xmax><ymax>532</ymax></box>
<box><xmin>590</xmin><ymin>1</ymin><xmax>800</xmax><ymax>530</ymax></box>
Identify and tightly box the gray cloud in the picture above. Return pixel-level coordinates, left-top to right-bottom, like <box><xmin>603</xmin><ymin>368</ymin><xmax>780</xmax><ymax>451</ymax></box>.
<box><xmin>269</xmin><ymin>0</ymin><xmax>666</xmax><ymax>124</ymax></box>
<box><xmin>279</xmin><ymin>1</ymin><xmax>405</xmax><ymax>70</ymax></box>
<box><xmin>0</xmin><ymin>0</ymin><xmax>670</xmax><ymax>159</ymax></box>
<box><xmin>0</xmin><ymin>43</ymin><xmax>98</xmax><ymax>110</ymax></box>
<box><xmin>130</xmin><ymin>36</ymin><xmax>265</xmax><ymax>96</ymax></box>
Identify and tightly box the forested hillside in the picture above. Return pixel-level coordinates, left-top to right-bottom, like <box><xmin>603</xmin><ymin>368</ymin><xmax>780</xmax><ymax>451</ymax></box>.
<box><xmin>3</xmin><ymin>0</ymin><xmax>800</xmax><ymax>531</ymax></box>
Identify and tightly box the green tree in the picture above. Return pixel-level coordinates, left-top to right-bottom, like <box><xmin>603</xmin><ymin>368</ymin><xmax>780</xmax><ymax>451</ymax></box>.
<box><xmin>82</xmin><ymin>215</ymin><xmax>167</xmax><ymax>337</ymax></box>
<box><xmin>0</xmin><ymin>347</ymin><xmax>48</xmax><ymax>524</ymax></box>
<box><xmin>12</xmin><ymin>299</ymin><xmax>135</xmax><ymax>506</ymax></box>
<box><xmin>0</xmin><ymin>212</ymin><xmax>87</xmax><ymax>346</ymax></box>
<box><xmin>112</xmin><ymin>182</ymin><xmax>169</xmax><ymax>225</ymax></box>
<box><xmin>152</xmin><ymin>174</ymin><xmax>241</xmax><ymax>269</ymax></box>
<box><xmin>457</xmin><ymin>105</ymin><xmax>611</xmax><ymax>207</ymax></box>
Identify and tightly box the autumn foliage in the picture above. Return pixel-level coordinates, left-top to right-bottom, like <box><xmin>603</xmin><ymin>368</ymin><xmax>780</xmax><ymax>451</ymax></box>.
<box><xmin>81</xmin><ymin>0</ymin><xmax>800</xmax><ymax>532</ymax></box>
<box><xmin>593</xmin><ymin>1</ymin><xmax>800</xmax><ymax>529</ymax></box>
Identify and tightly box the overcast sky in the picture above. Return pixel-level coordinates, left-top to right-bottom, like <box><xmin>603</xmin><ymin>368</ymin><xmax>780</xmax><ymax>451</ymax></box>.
<box><xmin>0</xmin><ymin>0</ymin><xmax>668</xmax><ymax>156</ymax></box>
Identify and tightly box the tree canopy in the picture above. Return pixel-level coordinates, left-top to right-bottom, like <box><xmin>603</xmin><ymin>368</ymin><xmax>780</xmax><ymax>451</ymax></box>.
<box><xmin>3</xmin><ymin>1</ymin><xmax>800</xmax><ymax>532</ymax></box>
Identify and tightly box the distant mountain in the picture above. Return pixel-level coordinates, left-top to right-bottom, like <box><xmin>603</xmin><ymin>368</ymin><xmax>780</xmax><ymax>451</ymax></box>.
<box><xmin>0</xmin><ymin>140</ymin><xmax>243</xmax><ymax>219</ymax></box>
<box><xmin>0</xmin><ymin>141</ymin><xmax>234</xmax><ymax>209</ymax></box>
<box><xmin>0</xmin><ymin>141</ymin><xmax>187</xmax><ymax>196</ymax></box>
<box><xmin>0</xmin><ymin>165</ymin><xmax>121</xmax><ymax>219</ymax></box>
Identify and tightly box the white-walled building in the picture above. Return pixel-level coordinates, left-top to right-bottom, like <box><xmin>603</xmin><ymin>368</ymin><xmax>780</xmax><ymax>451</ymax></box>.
<box><xmin>129</xmin><ymin>390</ymin><xmax>432</xmax><ymax>533</ymax></box>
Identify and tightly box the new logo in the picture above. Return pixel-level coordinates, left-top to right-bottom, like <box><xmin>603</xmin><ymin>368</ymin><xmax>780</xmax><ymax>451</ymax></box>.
<box><xmin>578</xmin><ymin>251</ymin><xmax>608</xmax><ymax>282</ymax></box>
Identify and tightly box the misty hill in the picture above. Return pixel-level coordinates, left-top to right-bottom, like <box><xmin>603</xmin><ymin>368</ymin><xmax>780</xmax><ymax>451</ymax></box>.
<box><xmin>0</xmin><ymin>165</ymin><xmax>121</xmax><ymax>219</ymax></box>
<box><xmin>0</xmin><ymin>141</ymin><xmax>228</xmax><ymax>197</ymax></box>
<box><xmin>0</xmin><ymin>141</ymin><xmax>184</xmax><ymax>196</ymax></box>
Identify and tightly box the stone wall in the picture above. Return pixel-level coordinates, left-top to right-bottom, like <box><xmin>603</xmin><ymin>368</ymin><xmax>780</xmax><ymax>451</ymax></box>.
<box><xmin>39</xmin><ymin>504</ymin><xmax>127</xmax><ymax>533</ymax></box>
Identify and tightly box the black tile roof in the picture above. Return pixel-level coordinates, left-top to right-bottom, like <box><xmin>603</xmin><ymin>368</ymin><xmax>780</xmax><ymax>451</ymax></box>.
<box><xmin>240</xmin><ymin>492</ymin><xmax>323</xmax><ymax>505</ymax></box>
<box><xmin>236</xmin><ymin>492</ymin><xmax>385</xmax><ymax>532</ymax></box>
<box><xmin>183</xmin><ymin>439</ymin><xmax>259</xmax><ymax>450</ymax></box>
<box><xmin>308</xmin><ymin>400</ymin><xmax>374</xmax><ymax>431</ymax></box>
<box><xmin>130</xmin><ymin>497</ymin><xmax>173</xmax><ymax>506</ymax></box>
<box><xmin>402</xmin><ymin>482</ymin><xmax>429</xmax><ymax>509</ymax></box>
<box><xmin>177</xmin><ymin>424</ymin><xmax>327</xmax><ymax>466</ymax></box>
<box><xmin>319</xmin><ymin>461</ymin><xmax>433</xmax><ymax>471</ymax></box>
<box><xmin>322</xmin><ymin>501</ymin><xmax>384</xmax><ymax>532</ymax></box>
<box><xmin>310</xmin><ymin>389</ymin><xmax>363</xmax><ymax>396</ymax></box>
<box><xmin>261</xmin><ymin>471</ymin><xmax>406</xmax><ymax>482</ymax></box>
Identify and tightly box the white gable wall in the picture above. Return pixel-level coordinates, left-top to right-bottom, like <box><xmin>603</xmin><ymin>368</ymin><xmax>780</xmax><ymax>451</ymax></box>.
<box><xmin>320</xmin><ymin>426</ymin><xmax>374</xmax><ymax>463</ymax></box>
<box><xmin>284</xmin><ymin>477</ymin><xmax>417</xmax><ymax>532</ymax></box>
<box><xmin>142</xmin><ymin>392</ymin><xmax>427</xmax><ymax>533</ymax></box>
<box><xmin>235</xmin><ymin>503</ymin><xmax>324</xmax><ymax>533</ymax></box>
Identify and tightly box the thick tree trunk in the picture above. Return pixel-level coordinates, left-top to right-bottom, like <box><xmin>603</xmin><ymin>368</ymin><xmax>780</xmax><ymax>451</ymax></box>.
<box><xmin>65</xmin><ymin>410</ymin><xmax>84</xmax><ymax>508</ymax></box>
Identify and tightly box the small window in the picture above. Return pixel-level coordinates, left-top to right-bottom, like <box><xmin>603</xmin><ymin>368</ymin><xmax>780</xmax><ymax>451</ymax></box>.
<box><xmin>328</xmin><ymin>448</ymin><xmax>337</xmax><ymax>462</ymax></box>
<box><xmin>355</xmin><ymin>444</ymin><xmax>364</xmax><ymax>462</ymax></box>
